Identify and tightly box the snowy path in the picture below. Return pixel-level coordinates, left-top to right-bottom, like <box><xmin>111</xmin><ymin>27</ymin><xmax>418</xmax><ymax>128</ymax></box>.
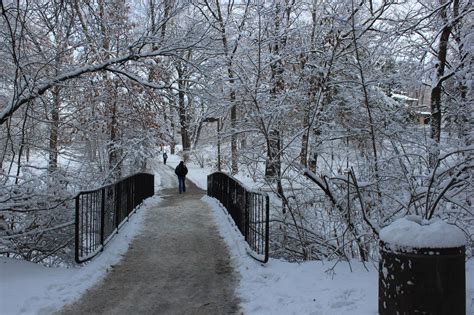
<box><xmin>57</xmin><ymin>163</ymin><xmax>240</xmax><ymax>314</ymax></box>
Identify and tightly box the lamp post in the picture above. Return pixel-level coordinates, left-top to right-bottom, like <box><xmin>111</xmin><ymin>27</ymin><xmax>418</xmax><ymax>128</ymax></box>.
<box><xmin>203</xmin><ymin>117</ymin><xmax>221</xmax><ymax>171</ymax></box>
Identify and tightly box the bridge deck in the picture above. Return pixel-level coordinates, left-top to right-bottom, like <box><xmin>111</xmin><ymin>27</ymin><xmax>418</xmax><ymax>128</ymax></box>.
<box><xmin>57</xmin><ymin>163</ymin><xmax>240</xmax><ymax>314</ymax></box>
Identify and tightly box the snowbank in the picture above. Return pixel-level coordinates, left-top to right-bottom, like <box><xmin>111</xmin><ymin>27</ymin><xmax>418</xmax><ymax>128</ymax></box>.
<box><xmin>203</xmin><ymin>195</ymin><xmax>379</xmax><ymax>315</ymax></box>
<box><xmin>0</xmin><ymin>196</ymin><xmax>160</xmax><ymax>315</ymax></box>
<box><xmin>205</xmin><ymin>196</ymin><xmax>474</xmax><ymax>314</ymax></box>
<box><xmin>380</xmin><ymin>215</ymin><xmax>466</xmax><ymax>249</ymax></box>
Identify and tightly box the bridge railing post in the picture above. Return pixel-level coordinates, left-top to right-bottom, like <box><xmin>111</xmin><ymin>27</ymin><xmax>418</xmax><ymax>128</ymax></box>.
<box><xmin>100</xmin><ymin>188</ymin><xmax>105</xmax><ymax>248</ymax></box>
<box><xmin>75</xmin><ymin>195</ymin><xmax>80</xmax><ymax>263</ymax></box>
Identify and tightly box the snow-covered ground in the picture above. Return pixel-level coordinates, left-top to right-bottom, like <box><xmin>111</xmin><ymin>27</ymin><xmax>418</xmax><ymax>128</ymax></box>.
<box><xmin>205</xmin><ymin>195</ymin><xmax>380</xmax><ymax>314</ymax></box>
<box><xmin>0</xmin><ymin>197</ymin><xmax>160</xmax><ymax>315</ymax></box>
<box><xmin>1</xmin><ymin>154</ymin><xmax>473</xmax><ymax>314</ymax></box>
<box><xmin>205</xmin><ymin>196</ymin><xmax>474</xmax><ymax>314</ymax></box>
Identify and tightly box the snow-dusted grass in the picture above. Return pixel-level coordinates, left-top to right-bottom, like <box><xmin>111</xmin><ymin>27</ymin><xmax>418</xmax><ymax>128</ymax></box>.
<box><xmin>0</xmin><ymin>196</ymin><xmax>160</xmax><ymax>315</ymax></box>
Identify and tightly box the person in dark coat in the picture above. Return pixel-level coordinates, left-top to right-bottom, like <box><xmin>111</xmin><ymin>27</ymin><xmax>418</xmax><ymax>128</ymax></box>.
<box><xmin>163</xmin><ymin>152</ymin><xmax>168</xmax><ymax>165</ymax></box>
<box><xmin>174</xmin><ymin>161</ymin><xmax>188</xmax><ymax>194</ymax></box>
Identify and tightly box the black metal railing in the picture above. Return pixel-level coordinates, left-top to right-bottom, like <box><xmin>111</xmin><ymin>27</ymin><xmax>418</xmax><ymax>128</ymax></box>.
<box><xmin>207</xmin><ymin>172</ymin><xmax>269</xmax><ymax>263</ymax></box>
<box><xmin>75</xmin><ymin>173</ymin><xmax>154</xmax><ymax>263</ymax></box>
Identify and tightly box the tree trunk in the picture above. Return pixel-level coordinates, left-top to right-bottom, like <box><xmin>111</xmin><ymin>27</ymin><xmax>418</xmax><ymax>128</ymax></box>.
<box><xmin>265</xmin><ymin>2</ymin><xmax>284</xmax><ymax>179</ymax></box>
<box><xmin>212</xmin><ymin>0</ymin><xmax>245</xmax><ymax>175</ymax></box>
<box><xmin>230</xmin><ymin>89</ymin><xmax>238</xmax><ymax>175</ymax></box>
<box><xmin>177</xmin><ymin>72</ymin><xmax>191</xmax><ymax>151</ymax></box>
<box><xmin>429</xmin><ymin>0</ymin><xmax>453</xmax><ymax>166</ymax></box>
<box><xmin>108</xmin><ymin>94</ymin><xmax>121</xmax><ymax>179</ymax></box>
<box><xmin>161</xmin><ymin>0</ymin><xmax>172</xmax><ymax>41</ymax></box>
<box><xmin>48</xmin><ymin>86</ymin><xmax>60</xmax><ymax>173</ymax></box>
<box><xmin>300</xmin><ymin>112</ymin><xmax>309</xmax><ymax>166</ymax></box>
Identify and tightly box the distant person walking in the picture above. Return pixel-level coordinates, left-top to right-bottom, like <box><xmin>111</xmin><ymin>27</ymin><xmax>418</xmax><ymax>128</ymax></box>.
<box><xmin>163</xmin><ymin>152</ymin><xmax>168</xmax><ymax>165</ymax></box>
<box><xmin>174</xmin><ymin>161</ymin><xmax>188</xmax><ymax>194</ymax></box>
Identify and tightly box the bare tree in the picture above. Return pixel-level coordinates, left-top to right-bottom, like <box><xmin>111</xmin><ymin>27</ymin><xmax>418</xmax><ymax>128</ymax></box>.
<box><xmin>193</xmin><ymin>0</ymin><xmax>251</xmax><ymax>174</ymax></box>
